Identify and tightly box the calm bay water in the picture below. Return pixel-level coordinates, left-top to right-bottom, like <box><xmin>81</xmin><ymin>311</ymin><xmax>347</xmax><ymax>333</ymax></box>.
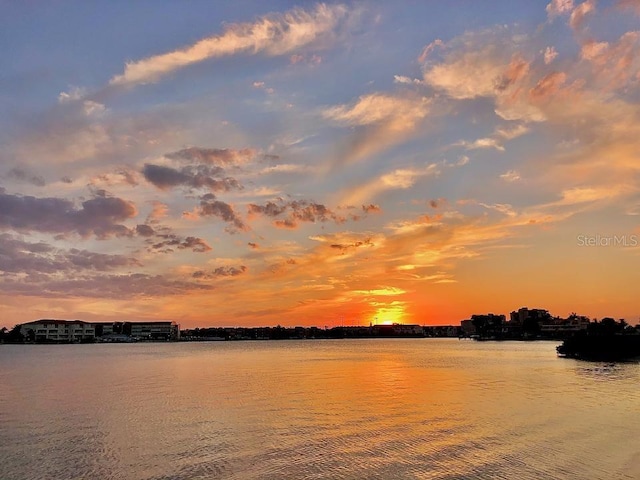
<box><xmin>1</xmin><ymin>339</ymin><xmax>639</xmax><ymax>480</ymax></box>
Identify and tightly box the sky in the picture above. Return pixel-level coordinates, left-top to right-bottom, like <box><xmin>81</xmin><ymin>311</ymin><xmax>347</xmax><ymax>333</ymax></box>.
<box><xmin>1</xmin><ymin>0</ymin><xmax>640</xmax><ymax>328</ymax></box>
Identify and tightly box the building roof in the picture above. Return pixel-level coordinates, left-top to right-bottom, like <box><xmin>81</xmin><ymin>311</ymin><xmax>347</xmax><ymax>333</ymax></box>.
<box><xmin>23</xmin><ymin>319</ymin><xmax>89</xmax><ymax>326</ymax></box>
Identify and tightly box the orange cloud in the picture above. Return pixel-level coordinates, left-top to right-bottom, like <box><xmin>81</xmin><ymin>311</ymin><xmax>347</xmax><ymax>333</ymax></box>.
<box><xmin>546</xmin><ymin>0</ymin><xmax>575</xmax><ymax>19</ymax></box>
<box><xmin>580</xmin><ymin>32</ymin><xmax>640</xmax><ymax>90</ymax></box>
<box><xmin>569</xmin><ymin>0</ymin><xmax>596</xmax><ymax>31</ymax></box>
<box><xmin>340</xmin><ymin>163</ymin><xmax>440</xmax><ymax>205</ymax></box>
<box><xmin>422</xmin><ymin>32</ymin><xmax>545</xmax><ymax>122</ymax></box>
<box><xmin>529</xmin><ymin>72</ymin><xmax>567</xmax><ymax>101</ymax></box>
<box><xmin>617</xmin><ymin>0</ymin><xmax>640</xmax><ymax>15</ymax></box>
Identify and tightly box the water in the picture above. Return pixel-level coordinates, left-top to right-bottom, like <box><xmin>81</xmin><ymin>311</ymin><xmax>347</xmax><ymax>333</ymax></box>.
<box><xmin>1</xmin><ymin>339</ymin><xmax>638</xmax><ymax>480</ymax></box>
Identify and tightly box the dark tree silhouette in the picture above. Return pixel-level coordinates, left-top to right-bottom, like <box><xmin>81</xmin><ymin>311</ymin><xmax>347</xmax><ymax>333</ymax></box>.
<box><xmin>5</xmin><ymin>325</ymin><xmax>25</xmax><ymax>343</ymax></box>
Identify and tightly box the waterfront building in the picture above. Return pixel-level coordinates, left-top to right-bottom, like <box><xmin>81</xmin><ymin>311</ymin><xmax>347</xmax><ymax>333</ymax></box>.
<box><xmin>128</xmin><ymin>321</ymin><xmax>180</xmax><ymax>340</ymax></box>
<box><xmin>20</xmin><ymin>320</ymin><xmax>95</xmax><ymax>343</ymax></box>
<box><xmin>539</xmin><ymin>315</ymin><xmax>590</xmax><ymax>337</ymax></box>
<box><xmin>460</xmin><ymin>319</ymin><xmax>475</xmax><ymax>336</ymax></box>
<box><xmin>510</xmin><ymin>307</ymin><xmax>551</xmax><ymax>325</ymax></box>
<box><xmin>94</xmin><ymin>321</ymin><xmax>180</xmax><ymax>340</ymax></box>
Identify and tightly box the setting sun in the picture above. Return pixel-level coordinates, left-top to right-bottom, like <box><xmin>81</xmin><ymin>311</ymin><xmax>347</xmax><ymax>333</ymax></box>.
<box><xmin>371</xmin><ymin>304</ymin><xmax>407</xmax><ymax>325</ymax></box>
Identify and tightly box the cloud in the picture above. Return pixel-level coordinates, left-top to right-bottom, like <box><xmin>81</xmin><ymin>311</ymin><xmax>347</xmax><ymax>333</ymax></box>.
<box><xmin>110</xmin><ymin>3</ymin><xmax>350</xmax><ymax>87</ymax></box>
<box><xmin>353</xmin><ymin>286</ymin><xmax>406</xmax><ymax>296</ymax></box>
<box><xmin>82</xmin><ymin>100</ymin><xmax>106</xmax><ymax>116</ymax></box>
<box><xmin>252</xmin><ymin>81</ymin><xmax>275</xmax><ymax>94</ymax></box>
<box><xmin>142</xmin><ymin>163</ymin><xmax>241</xmax><ymax>192</ymax></box>
<box><xmin>136</xmin><ymin>216</ymin><xmax>212</xmax><ymax>253</ymax></box>
<box><xmin>393</xmin><ymin>75</ymin><xmax>423</xmax><ymax>85</ymax></box>
<box><xmin>323</xmin><ymin>92</ymin><xmax>430</xmax><ymax>164</ymax></box>
<box><xmin>58</xmin><ymin>86</ymin><xmax>87</xmax><ymax>103</ymax></box>
<box><xmin>248</xmin><ymin>198</ymin><xmax>359</xmax><ymax>229</ymax></box>
<box><xmin>418</xmin><ymin>39</ymin><xmax>444</xmax><ymax>63</ymax></box>
<box><xmin>165</xmin><ymin>147</ymin><xmax>257</xmax><ymax>166</ymax></box>
<box><xmin>0</xmin><ymin>234</ymin><xmax>140</xmax><ymax>275</ymax></box>
<box><xmin>146</xmin><ymin>201</ymin><xmax>169</xmax><ymax>224</ymax></box>
<box><xmin>192</xmin><ymin>266</ymin><xmax>247</xmax><ymax>279</ymax></box>
<box><xmin>289</xmin><ymin>53</ymin><xmax>322</xmax><ymax>65</ymax></box>
<box><xmin>529</xmin><ymin>72</ymin><xmax>568</xmax><ymax>100</ymax></box>
<box><xmin>456</xmin><ymin>137</ymin><xmax>505</xmax><ymax>151</ymax></box>
<box><xmin>451</xmin><ymin>155</ymin><xmax>470</xmax><ymax>167</ymax></box>
<box><xmin>479</xmin><ymin>202</ymin><xmax>517</xmax><ymax>217</ymax></box>
<box><xmin>423</xmin><ymin>42</ymin><xmax>509</xmax><ymax>100</ymax></box>
<box><xmin>310</xmin><ymin>231</ymin><xmax>382</xmax><ymax>251</ymax></box>
<box><xmin>193</xmin><ymin>194</ymin><xmax>246</xmax><ymax>232</ymax></box>
<box><xmin>324</xmin><ymin>92</ymin><xmax>428</xmax><ymax>128</ymax></box>
<box><xmin>328</xmin><ymin>237</ymin><xmax>374</xmax><ymax>253</ymax></box>
<box><xmin>0</xmin><ymin>191</ymin><xmax>136</xmax><ymax>238</ymax></box>
<box><xmin>546</xmin><ymin>0</ymin><xmax>575</xmax><ymax>19</ymax></box>
<box><xmin>259</xmin><ymin>163</ymin><xmax>315</xmax><ymax>174</ymax></box>
<box><xmin>149</xmin><ymin>234</ymin><xmax>212</xmax><ymax>253</ymax></box>
<box><xmin>500</xmin><ymin>170</ymin><xmax>521</xmax><ymax>182</ymax></box>
<box><xmin>247</xmin><ymin>200</ymin><xmax>287</xmax><ymax>218</ymax></box>
<box><xmin>362</xmin><ymin>204</ymin><xmax>381</xmax><ymax>213</ymax></box>
<box><xmin>617</xmin><ymin>0</ymin><xmax>640</xmax><ymax>15</ymax></box>
<box><xmin>90</xmin><ymin>168</ymin><xmax>139</xmax><ymax>188</ymax></box>
<box><xmin>543</xmin><ymin>46</ymin><xmax>559</xmax><ymax>64</ymax></box>
<box><xmin>422</xmin><ymin>30</ymin><xmax>546</xmax><ymax>122</ymax></box>
<box><xmin>11</xmin><ymin>99</ymin><xmax>185</xmax><ymax>169</ymax></box>
<box><xmin>57</xmin><ymin>89</ymin><xmax>106</xmax><ymax>115</ymax></box>
<box><xmin>495</xmin><ymin>124</ymin><xmax>530</xmax><ymax>140</ymax></box>
<box><xmin>556</xmin><ymin>186</ymin><xmax>623</xmax><ymax>205</ymax></box>
<box><xmin>579</xmin><ymin>32</ymin><xmax>640</xmax><ymax>90</ymax></box>
<box><xmin>135</xmin><ymin>224</ymin><xmax>155</xmax><ymax>237</ymax></box>
<box><xmin>580</xmin><ymin>40</ymin><xmax>609</xmax><ymax>61</ymax></box>
<box><xmin>4</xmin><ymin>167</ymin><xmax>46</xmax><ymax>187</ymax></box>
<box><xmin>0</xmin><ymin>273</ymin><xmax>212</xmax><ymax>299</ymax></box>
<box><xmin>341</xmin><ymin>163</ymin><xmax>440</xmax><ymax>205</ymax></box>
<box><xmin>569</xmin><ymin>0</ymin><xmax>596</xmax><ymax>31</ymax></box>
<box><xmin>428</xmin><ymin>198</ymin><xmax>447</xmax><ymax>209</ymax></box>
<box><xmin>384</xmin><ymin>214</ymin><xmax>443</xmax><ymax>236</ymax></box>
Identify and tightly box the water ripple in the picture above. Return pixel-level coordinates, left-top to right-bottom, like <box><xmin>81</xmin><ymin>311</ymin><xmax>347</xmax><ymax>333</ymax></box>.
<box><xmin>1</xmin><ymin>340</ymin><xmax>639</xmax><ymax>480</ymax></box>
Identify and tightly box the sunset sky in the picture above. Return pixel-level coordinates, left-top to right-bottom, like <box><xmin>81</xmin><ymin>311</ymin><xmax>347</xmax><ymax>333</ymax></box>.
<box><xmin>2</xmin><ymin>0</ymin><xmax>640</xmax><ymax>328</ymax></box>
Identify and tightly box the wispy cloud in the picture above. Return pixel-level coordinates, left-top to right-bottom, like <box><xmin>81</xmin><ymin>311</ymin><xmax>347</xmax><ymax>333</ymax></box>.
<box><xmin>422</xmin><ymin>29</ymin><xmax>545</xmax><ymax>122</ymax></box>
<box><xmin>455</xmin><ymin>124</ymin><xmax>528</xmax><ymax>152</ymax></box>
<box><xmin>323</xmin><ymin>92</ymin><xmax>430</xmax><ymax>165</ymax></box>
<box><xmin>340</xmin><ymin>163</ymin><xmax>440</xmax><ymax>205</ymax></box>
<box><xmin>110</xmin><ymin>4</ymin><xmax>351</xmax><ymax>87</ymax></box>
<box><xmin>166</xmin><ymin>147</ymin><xmax>257</xmax><ymax>166</ymax></box>
<box><xmin>500</xmin><ymin>170</ymin><xmax>521</xmax><ymax>182</ymax></box>
<box><xmin>0</xmin><ymin>233</ymin><xmax>140</xmax><ymax>275</ymax></box>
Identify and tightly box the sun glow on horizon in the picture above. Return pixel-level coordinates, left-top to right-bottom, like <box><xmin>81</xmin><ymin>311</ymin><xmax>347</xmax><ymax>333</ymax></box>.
<box><xmin>370</xmin><ymin>303</ymin><xmax>407</xmax><ymax>325</ymax></box>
